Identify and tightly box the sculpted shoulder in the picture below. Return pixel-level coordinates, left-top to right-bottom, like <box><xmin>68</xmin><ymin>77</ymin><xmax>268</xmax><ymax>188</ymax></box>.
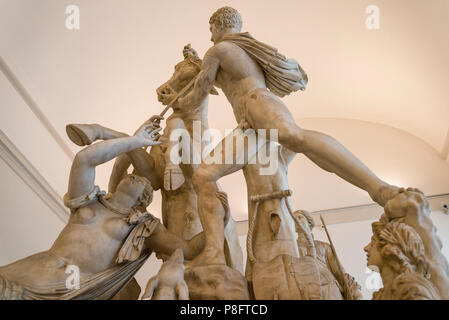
<box><xmin>205</xmin><ymin>41</ymin><xmax>234</xmax><ymax>60</ymax></box>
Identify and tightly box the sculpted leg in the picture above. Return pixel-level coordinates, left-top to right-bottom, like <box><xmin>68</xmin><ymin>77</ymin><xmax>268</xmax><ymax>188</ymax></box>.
<box><xmin>190</xmin><ymin>129</ymin><xmax>259</xmax><ymax>267</ymax></box>
<box><xmin>284</xmin><ymin>127</ymin><xmax>396</xmax><ymax>206</ymax></box>
<box><xmin>246</xmin><ymin>95</ymin><xmax>398</xmax><ymax>206</ymax></box>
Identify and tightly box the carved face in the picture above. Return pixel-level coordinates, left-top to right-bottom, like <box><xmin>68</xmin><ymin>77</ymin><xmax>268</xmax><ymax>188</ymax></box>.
<box><xmin>156</xmin><ymin>51</ymin><xmax>201</xmax><ymax>106</ymax></box>
<box><xmin>364</xmin><ymin>239</ymin><xmax>383</xmax><ymax>268</ymax></box>
<box><xmin>209</xmin><ymin>23</ymin><xmax>223</xmax><ymax>43</ymax></box>
<box><xmin>116</xmin><ymin>174</ymin><xmax>149</xmax><ymax>207</ymax></box>
<box><xmin>294</xmin><ymin>214</ymin><xmax>312</xmax><ymax>235</ymax></box>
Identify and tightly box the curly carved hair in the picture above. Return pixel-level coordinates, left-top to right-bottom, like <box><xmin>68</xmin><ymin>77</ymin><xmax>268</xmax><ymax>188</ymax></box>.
<box><xmin>209</xmin><ymin>7</ymin><xmax>242</xmax><ymax>31</ymax></box>
<box><xmin>371</xmin><ymin>214</ymin><xmax>429</xmax><ymax>278</ymax></box>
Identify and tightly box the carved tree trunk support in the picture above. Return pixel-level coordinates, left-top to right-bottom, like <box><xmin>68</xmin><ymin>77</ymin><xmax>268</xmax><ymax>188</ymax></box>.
<box><xmin>247</xmin><ymin>189</ymin><xmax>316</xmax><ymax>263</ymax></box>
<box><xmin>248</xmin><ymin>189</ymin><xmax>322</xmax><ymax>300</ymax></box>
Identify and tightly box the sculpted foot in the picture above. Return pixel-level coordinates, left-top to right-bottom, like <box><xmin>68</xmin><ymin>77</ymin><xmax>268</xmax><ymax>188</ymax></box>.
<box><xmin>186</xmin><ymin>246</ymin><xmax>226</xmax><ymax>268</ymax></box>
<box><xmin>164</xmin><ymin>164</ymin><xmax>185</xmax><ymax>190</ymax></box>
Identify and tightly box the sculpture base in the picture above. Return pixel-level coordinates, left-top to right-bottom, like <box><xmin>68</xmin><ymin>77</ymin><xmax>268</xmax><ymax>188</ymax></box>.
<box><xmin>111</xmin><ymin>277</ymin><xmax>141</xmax><ymax>300</ymax></box>
<box><xmin>185</xmin><ymin>265</ymin><xmax>249</xmax><ymax>300</ymax></box>
<box><xmin>252</xmin><ymin>254</ymin><xmax>321</xmax><ymax>300</ymax></box>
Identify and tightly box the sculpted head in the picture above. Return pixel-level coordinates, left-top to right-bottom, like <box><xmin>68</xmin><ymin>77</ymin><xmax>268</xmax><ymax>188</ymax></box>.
<box><xmin>293</xmin><ymin>210</ymin><xmax>315</xmax><ymax>235</ymax></box>
<box><xmin>156</xmin><ymin>44</ymin><xmax>202</xmax><ymax>106</ymax></box>
<box><xmin>115</xmin><ymin>174</ymin><xmax>153</xmax><ymax>212</ymax></box>
<box><xmin>209</xmin><ymin>7</ymin><xmax>242</xmax><ymax>43</ymax></box>
<box><xmin>156</xmin><ymin>44</ymin><xmax>218</xmax><ymax>107</ymax></box>
<box><xmin>364</xmin><ymin>214</ymin><xmax>429</xmax><ymax>278</ymax></box>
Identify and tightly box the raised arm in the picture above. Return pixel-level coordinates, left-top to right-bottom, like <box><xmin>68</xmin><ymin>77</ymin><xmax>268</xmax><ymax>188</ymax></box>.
<box><xmin>179</xmin><ymin>46</ymin><xmax>221</xmax><ymax>110</ymax></box>
<box><xmin>67</xmin><ymin>124</ymin><xmax>161</xmax><ymax>200</ymax></box>
<box><xmin>108</xmin><ymin>116</ymin><xmax>164</xmax><ymax>193</ymax></box>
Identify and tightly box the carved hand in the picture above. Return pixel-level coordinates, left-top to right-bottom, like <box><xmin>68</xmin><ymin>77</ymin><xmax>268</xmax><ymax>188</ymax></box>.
<box><xmin>134</xmin><ymin>124</ymin><xmax>162</xmax><ymax>146</ymax></box>
<box><xmin>384</xmin><ymin>188</ymin><xmax>429</xmax><ymax>221</ymax></box>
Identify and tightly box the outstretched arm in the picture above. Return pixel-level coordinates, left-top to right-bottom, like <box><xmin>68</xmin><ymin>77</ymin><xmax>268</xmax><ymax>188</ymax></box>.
<box><xmin>179</xmin><ymin>47</ymin><xmax>220</xmax><ymax>110</ymax></box>
<box><xmin>67</xmin><ymin>124</ymin><xmax>161</xmax><ymax>199</ymax></box>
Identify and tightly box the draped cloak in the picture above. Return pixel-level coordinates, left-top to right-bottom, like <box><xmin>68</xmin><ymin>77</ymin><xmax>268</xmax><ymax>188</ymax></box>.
<box><xmin>219</xmin><ymin>32</ymin><xmax>308</xmax><ymax>97</ymax></box>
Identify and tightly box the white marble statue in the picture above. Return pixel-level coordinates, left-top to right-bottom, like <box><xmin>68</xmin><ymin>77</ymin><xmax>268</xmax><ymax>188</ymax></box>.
<box><xmin>0</xmin><ymin>123</ymin><xmax>205</xmax><ymax>299</ymax></box>
<box><xmin>171</xmin><ymin>6</ymin><xmax>401</xmax><ymax>269</ymax></box>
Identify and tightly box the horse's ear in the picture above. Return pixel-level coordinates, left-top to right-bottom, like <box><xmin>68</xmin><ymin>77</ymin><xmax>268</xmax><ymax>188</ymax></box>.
<box><xmin>210</xmin><ymin>86</ymin><xmax>219</xmax><ymax>95</ymax></box>
<box><xmin>183</xmin><ymin>43</ymin><xmax>199</xmax><ymax>60</ymax></box>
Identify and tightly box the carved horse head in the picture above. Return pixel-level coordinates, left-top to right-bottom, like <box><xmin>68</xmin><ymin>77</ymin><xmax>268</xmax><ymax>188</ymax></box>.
<box><xmin>156</xmin><ymin>44</ymin><xmax>217</xmax><ymax>107</ymax></box>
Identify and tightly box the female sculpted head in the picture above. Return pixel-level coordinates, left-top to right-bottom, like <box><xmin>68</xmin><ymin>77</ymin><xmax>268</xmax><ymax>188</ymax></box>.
<box><xmin>293</xmin><ymin>210</ymin><xmax>315</xmax><ymax>235</ymax></box>
<box><xmin>364</xmin><ymin>214</ymin><xmax>429</xmax><ymax>278</ymax></box>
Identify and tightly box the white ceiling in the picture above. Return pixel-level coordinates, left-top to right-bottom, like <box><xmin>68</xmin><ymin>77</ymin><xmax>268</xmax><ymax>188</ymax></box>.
<box><xmin>1</xmin><ymin>0</ymin><xmax>448</xmax><ymax>217</ymax></box>
<box><xmin>1</xmin><ymin>0</ymin><xmax>448</xmax><ymax>154</ymax></box>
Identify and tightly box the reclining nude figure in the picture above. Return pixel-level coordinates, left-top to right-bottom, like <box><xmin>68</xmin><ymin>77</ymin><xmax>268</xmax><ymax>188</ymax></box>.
<box><xmin>0</xmin><ymin>124</ymin><xmax>205</xmax><ymax>300</ymax></box>
<box><xmin>176</xmin><ymin>6</ymin><xmax>403</xmax><ymax>267</ymax></box>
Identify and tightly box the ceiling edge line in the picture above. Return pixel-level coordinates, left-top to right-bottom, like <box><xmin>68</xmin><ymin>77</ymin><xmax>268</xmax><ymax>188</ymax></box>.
<box><xmin>0</xmin><ymin>129</ymin><xmax>69</xmax><ymax>224</ymax></box>
<box><xmin>0</xmin><ymin>56</ymin><xmax>75</xmax><ymax>161</ymax></box>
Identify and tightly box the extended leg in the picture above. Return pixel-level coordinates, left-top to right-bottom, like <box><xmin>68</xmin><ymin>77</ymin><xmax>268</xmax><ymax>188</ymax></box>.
<box><xmin>190</xmin><ymin>128</ymin><xmax>263</xmax><ymax>267</ymax></box>
<box><xmin>246</xmin><ymin>94</ymin><xmax>398</xmax><ymax>206</ymax></box>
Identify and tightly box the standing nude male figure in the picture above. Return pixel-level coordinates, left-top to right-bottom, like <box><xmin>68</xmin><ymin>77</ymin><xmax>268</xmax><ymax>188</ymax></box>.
<box><xmin>179</xmin><ymin>7</ymin><xmax>399</xmax><ymax>266</ymax></box>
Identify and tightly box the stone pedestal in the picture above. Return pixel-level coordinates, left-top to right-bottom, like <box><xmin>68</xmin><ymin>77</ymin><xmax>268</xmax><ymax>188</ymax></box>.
<box><xmin>185</xmin><ymin>265</ymin><xmax>249</xmax><ymax>300</ymax></box>
<box><xmin>252</xmin><ymin>254</ymin><xmax>321</xmax><ymax>300</ymax></box>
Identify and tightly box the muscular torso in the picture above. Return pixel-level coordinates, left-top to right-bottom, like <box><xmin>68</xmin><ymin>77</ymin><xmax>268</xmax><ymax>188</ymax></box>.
<box><xmin>212</xmin><ymin>41</ymin><xmax>267</xmax><ymax>122</ymax></box>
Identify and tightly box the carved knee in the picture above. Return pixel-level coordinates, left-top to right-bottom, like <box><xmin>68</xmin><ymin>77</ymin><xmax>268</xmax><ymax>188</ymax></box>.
<box><xmin>278</xmin><ymin>124</ymin><xmax>305</xmax><ymax>151</ymax></box>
